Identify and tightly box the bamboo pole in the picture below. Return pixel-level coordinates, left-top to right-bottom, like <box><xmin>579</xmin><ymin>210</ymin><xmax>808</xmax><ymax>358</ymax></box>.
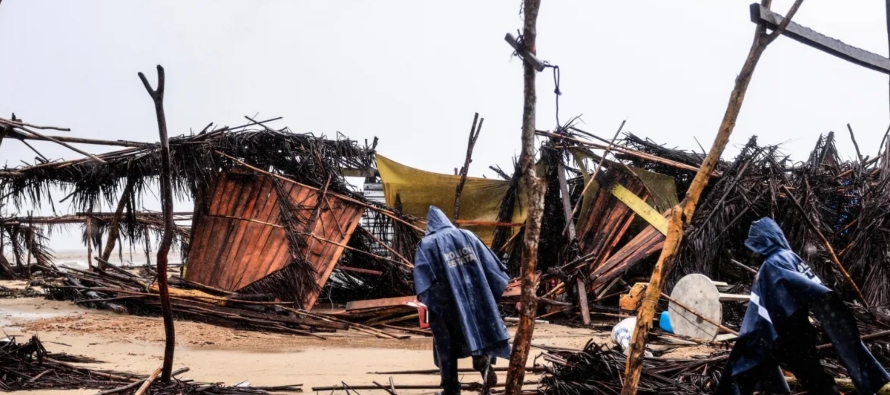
<box><xmin>620</xmin><ymin>2</ymin><xmax>804</xmax><ymax>394</ymax></box>
<box><xmin>138</xmin><ymin>64</ymin><xmax>176</xmax><ymax>381</ymax></box>
<box><xmin>25</xmin><ymin>213</ymin><xmax>32</xmax><ymax>279</ymax></box>
<box><xmin>454</xmin><ymin>113</ymin><xmax>483</xmax><ymax>220</ymax></box>
<box><xmin>0</xmin><ymin>116</ymin><xmax>281</xmax><ymax>149</ymax></box>
<box><xmin>0</xmin><ymin>120</ymin><xmax>107</xmax><ymax>163</ymax></box>
<box><xmin>538</xmin><ymin>130</ymin><xmax>714</xmax><ymax>176</ymax></box>
<box><xmin>277</xmin><ymin>305</ymin><xmax>402</xmax><ymax>340</ymax></box>
<box><xmin>133</xmin><ymin>366</ymin><xmax>163</xmax><ymax>395</ymax></box>
<box><xmin>505</xmin><ymin>0</ymin><xmax>547</xmax><ymax>393</ymax></box>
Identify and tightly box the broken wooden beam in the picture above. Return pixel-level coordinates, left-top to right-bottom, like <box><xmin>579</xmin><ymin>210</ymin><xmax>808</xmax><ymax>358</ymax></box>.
<box><xmin>750</xmin><ymin>3</ymin><xmax>890</xmax><ymax>74</ymax></box>
<box><xmin>346</xmin><ymin>296</ymin><xmax>416</xmax><ymax>311</ymax></box>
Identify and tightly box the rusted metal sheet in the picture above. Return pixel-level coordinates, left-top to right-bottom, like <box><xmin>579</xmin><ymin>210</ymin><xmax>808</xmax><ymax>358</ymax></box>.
<box><xmin>185</xmin><ymin>169</ymin><xmax>364</xmax><ymax>309</ymax></box>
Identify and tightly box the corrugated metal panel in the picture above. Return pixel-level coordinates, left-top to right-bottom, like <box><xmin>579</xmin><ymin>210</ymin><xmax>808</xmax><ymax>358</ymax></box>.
<box><xmin>185</xmin><ymin>170</ymin><xmax>364</xmax><ymax>309</ymax></box>
<box><xmin>360</xmin><ymin>182</ymin><xmax>392</xmax><ymax>257</ymax></box>
<box><xmin>363</xmin><ymin>183</ymin><xmax>386</xmax><ymax>203</ymax></box>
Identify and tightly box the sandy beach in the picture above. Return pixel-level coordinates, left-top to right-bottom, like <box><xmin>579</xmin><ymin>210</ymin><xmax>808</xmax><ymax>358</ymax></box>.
<box><xmin>0</xmin><ymin>279</ymin><xmax>605</xmax><ymax>394</ymax></box>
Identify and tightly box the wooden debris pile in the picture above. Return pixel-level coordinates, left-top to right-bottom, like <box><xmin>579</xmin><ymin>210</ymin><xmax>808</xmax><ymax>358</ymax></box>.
<box><xmin>42</xmin><ymin>264</ymin><xmax>351</xmax><ymax>339</ymax></box>
<box><xmin>524</xmin><ymin>125</ymin><xmax>890</xmax><ymax>322</ymax></box>
<box><xmin>537</xmin><ymin>307</ymin><xmax>890</xmax><ymax>395</ymax></box>
<box><xmin>0</xmin><ymin>335</ymin><xmax>301</xmax><ymax>393</ymax></box>
<box><xmin>7</xmin><ymin>112</ymin><xmax>890</xmax><ymax>344</ymax></box>
<box><xmin>538</xmin><ymin>341</ymin><xmax>725</xmax><ymax>395</ymax></box>
<box><xmin>37</xmin><ymin>262</ymin><xmax>426</xmax><ymax>340</ymax></box>
<box><xmin>0</xmin><ymin>117</ymin><xmax>419</xmax><ymax>306</ymax></box>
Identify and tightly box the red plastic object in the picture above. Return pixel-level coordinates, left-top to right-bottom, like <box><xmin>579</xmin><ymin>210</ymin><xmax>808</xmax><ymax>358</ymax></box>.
<box><xmin>407</xmin><ymin>300</ymin><xmax>430</xmax><ymax>329</ymax></box>
<box><xmin>416</xmin><ymin>304</ymin><xmax>429</xmax><ymax>329</ymax></box>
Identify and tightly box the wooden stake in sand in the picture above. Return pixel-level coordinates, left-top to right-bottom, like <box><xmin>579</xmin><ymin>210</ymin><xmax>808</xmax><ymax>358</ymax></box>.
<box><xmin>138</xmin><ymin>65</ymin><xmax>177</xmax><ymax>381</ymax></box>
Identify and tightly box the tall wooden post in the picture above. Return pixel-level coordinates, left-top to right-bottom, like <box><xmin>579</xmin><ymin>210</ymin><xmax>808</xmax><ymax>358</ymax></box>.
<box><xmin>504</xmin><ymin>1</ymin><xmax>547</xmax><ymax>394</ymax></box>
<box><xmin>85</xmin><ymin>216</ymin><xmax>93</xmax><ymax>271</ymax></box>
<box><xmin>138</xmin><ymin>65</ymin><xmax>176</xmax><ymax>381</ymax></box>
<box><xmin>620</xmin><ymin>1</ymin><xmax>804</xmax><ymax>394</ymax></box>
<box><xmin>25</xmin><ymin>213</ymin><xmax>32</xmax><ymax>280</ymax></box>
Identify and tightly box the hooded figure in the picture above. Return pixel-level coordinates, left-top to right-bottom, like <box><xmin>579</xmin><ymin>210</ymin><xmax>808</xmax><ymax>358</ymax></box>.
<box><xmin>414</xmin><ymin>206</ymin><xmax>511</xmax><ymax>395</ymax></box>
<box><xmin>717</xmin><ymin>217</ymin><xmax>889</xmax><ymax>395</ymax></box>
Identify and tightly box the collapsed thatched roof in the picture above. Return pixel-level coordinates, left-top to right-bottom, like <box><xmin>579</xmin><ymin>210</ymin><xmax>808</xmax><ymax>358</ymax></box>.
<box><xmin>0</xmin><ymin>119</ymin><xmax>375</xmax><ymax>213</ymax></box>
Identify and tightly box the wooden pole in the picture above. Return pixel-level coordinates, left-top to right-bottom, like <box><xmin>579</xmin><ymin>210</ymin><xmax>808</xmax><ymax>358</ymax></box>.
<box><xmin>729</xmin><ymin>258</ymin><xmax>758</xmax><ymax>275</ymax></box>
<box><xmin>557</xmin><ymin>160</ymin><xmax>589</xmax><ymax>325</ymax></box>
<box><xmin>85</xmin><ymin>216</ymin><xmax>93</xmax><ymax>271</ymax></box>
<box><xmin>138</xmin><ymin>65</ymin><xmax>176</xmax><ymax>381</ymax></box>
<box><xmin>25</xmin><ymin>213</ymin><xmax>32</xmax><ymax>280</ymax></box>
<box><xmin>504</xmin><ymin>0</ymin><xmax>547</xmax><ymax>394</ymax></box>
<box><xmin>100</xmin><ymin>176</ymin><xmax>135</xmax><ymax>264</ymax></box>
<box><xmin>454</xmin><ymin>113</ymin><xmax>483</xmax><ymax>220</ymax></box>
<box><xmin>133</xmin><ymin>366</ymin><xmax>163</xmax><ymax>395</ymax></box>
<box><xmin>620</xmin><ymin>2</ymin><xmax>804</xmax><ymax>394</ymax></box>
<box><xmin>0</xmin><ymin>229</ymin><xmax>14</xmax><ymax>280</ymax></box>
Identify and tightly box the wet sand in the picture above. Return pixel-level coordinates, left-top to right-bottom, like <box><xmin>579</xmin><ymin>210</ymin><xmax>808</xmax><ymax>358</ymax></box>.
<box><xmin>1</xmin><ymin>281</ymin><xmax>606</xmax><ymax>394</ymax></box>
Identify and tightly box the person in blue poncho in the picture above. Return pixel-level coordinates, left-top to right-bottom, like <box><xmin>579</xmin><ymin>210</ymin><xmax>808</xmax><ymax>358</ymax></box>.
<box><xmin>717</xmin><ymin>217</ymin><xmax>889</xmax><ymax>395</ymax></box>
<box><xmin>414</xmin><ymin>206</ymin><xmax>511</xmax><ymax>395</ymax></box>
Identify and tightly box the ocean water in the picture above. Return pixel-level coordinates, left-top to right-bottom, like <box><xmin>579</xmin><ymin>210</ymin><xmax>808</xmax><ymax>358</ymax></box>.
<box><xmin>4</xmin><ymin>247</ymin><xmax>184</xmax><ymax>271</ymax></box>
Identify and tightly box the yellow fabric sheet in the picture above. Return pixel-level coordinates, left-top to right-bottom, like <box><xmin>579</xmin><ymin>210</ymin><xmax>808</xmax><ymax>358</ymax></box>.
<box><xmin>376</xmin><ymin>155</ymin><xmax>526</xmax><ymax>246</ymax></box>
<box><xmin>569</xmin><ymin>148</ymin><xmax>679</xmax><ymax>214</ymax></box>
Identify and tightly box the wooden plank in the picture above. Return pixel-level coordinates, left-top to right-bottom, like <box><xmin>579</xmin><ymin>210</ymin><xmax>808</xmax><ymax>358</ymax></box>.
<box><xmin>589</xmin><ymin>222</ymin><xmax>667</xmax><ymax>291</ymax></box>
<box><xmin>221</xmin><ymin>177</ymin><xmax>271</xmax><ymax>289</ymax></box>
<box><xmin>215</xmin><ymin>177</ymin><xmax>258</xmax><ymax>287</ymax></box>
<box><xmin>750</xmin><ymin>3</ymin><xmax>890</xmax><ymax>74</ymax></box>
<box><xmin>233</xmin><ymin>179</ymin><xmax>286</xmax><ymax>289</ymax></box>
<box><xmin>231</xmin><ymin>176</ymin><xmax>280</xmax><ymax>289</ymax></box>
<box><xmin>718</xmin><ymin>293</ymin><xmax>751</xmax><ymax>303</ymax></box>
<box><xmin>303</xmin><ymin>204</ymin><xmax>364</xmax><ymax>309</ymax></box>
<box><xmin>610</xmin><ymin>183</ymin><xmax>668</xmax><ymax>236</ymax></box>
<box><xmin>576</xmin><ymin>278</ymin><xmax>591</xmax><ymax>325</ymax></box>
<box><xmin>197</xmin><ymin>173</ymin><xmax>245</xmax><ymax>286</ymax></box>
<box><xmin>346</xmin><ymin>296</ymin><xmax>416</xmax><ymax>311</ymax></box>
<box><xmin>188</xmin><ymin>174</ymin><xmax>227</xmax><ymax>275</ymax></box>
<box><xmin>209</xmin><ymin>172</ymin><xmax>236</xmax><ymax>216</ymax></box>
<box><xmin>190</xmin><ymin>217</ymin><xmax>230</xmax><ymax>286</ymax></box>
<box><xmin>263</xmin><ymin>233</ymin><xmax>290</xmax><ymax>277</ymax></box>
<box><xmin>575</xmin><ymin>170</ymin><xmax>649</xmax><ymax>275</ymax></box>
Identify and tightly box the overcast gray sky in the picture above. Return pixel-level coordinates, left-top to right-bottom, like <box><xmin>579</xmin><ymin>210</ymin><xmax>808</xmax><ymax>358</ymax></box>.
<box><xmin>2</xmin><ymin>1</ymin><xmax>889</xmax><ymax>250</ymax></box>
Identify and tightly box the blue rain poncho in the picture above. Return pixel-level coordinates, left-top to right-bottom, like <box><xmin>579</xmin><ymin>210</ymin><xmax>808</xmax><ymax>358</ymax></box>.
<box><xmin>413</xmin><ymin>206</ymin><xmax>511</xmax><ymax>359</ymax></box>
<box><xmin>718</xmin><ymin>217</ymin><xmax>889</xmax><ymax>395</ymax></box>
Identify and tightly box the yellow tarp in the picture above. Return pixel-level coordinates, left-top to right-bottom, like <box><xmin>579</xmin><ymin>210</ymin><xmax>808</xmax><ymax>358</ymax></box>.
<box><xmin>376</xmin><ymin>155</ymin><xmax>526</xmax><ymax>246</ymax></box>
<box><xmin>569</xmin><ymin>147</ymin><xmax>679</xmax><ymax>215</ymax></box>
